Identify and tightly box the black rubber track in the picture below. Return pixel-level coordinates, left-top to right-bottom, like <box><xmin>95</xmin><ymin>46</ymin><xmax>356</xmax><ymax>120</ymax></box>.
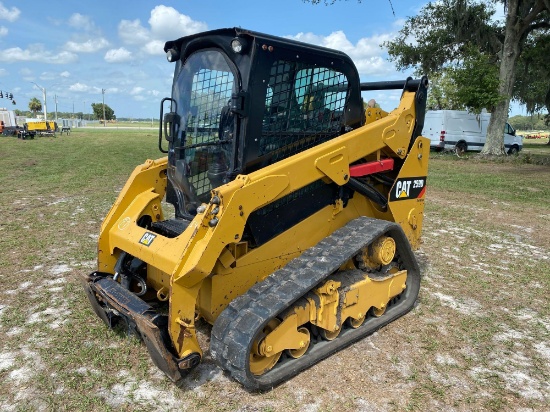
<box><xmin>210</xmin><ymin>216</ymin><xmax>421</xmax><ymax>390</ymax></box>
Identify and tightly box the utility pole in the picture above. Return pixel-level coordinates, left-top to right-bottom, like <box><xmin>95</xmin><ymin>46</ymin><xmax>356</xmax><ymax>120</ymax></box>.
<box><xmin>31</xmin><ymin>82</ymin><xmax>47</xmax><ymax>120</ymax></box>
<box><xmin>102</xmin><ymin>88</ymin><xmax>106</xmax><ymax>127</ymax></box>
<box><xmin>54</xmin><ymin>95</ymin><xmax>58</xmax><ymax>122</ymax></box>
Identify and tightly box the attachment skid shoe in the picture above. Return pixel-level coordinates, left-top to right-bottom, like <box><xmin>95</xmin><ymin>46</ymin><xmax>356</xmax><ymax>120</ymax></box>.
<box><xmin>83</xmin><ymin>273</ymin><xmax>200</xmax><ymax>383</ymax></box>
<box><xmin>210</xmin><ymin>216</ymin><xmax>421</xmax><ymax>390</ymax></box>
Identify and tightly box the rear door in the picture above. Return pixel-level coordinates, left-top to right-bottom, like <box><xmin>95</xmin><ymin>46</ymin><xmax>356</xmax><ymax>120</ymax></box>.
<box><xmin>423</xmin><ymin>111</ymin><xmax>445</xmax><ymax>149</ymax></box>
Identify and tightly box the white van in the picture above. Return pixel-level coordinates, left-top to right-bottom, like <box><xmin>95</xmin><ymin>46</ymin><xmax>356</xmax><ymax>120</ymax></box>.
<box><xmin>424</xmin><ymin>110</ymin><xmax>523</xmax><ymax>154</ymax></box>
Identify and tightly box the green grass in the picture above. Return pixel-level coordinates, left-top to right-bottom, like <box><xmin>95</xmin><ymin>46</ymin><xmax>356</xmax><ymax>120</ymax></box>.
<box><xmin>0</xmin><ymin>129</ymin><xmax>549</xmax><ymax>411</ymax></box>
<box><xmin>427</xmin><ymin>155</ymin><xmax>550</xmax><ymax>206</ymax></box>
<box><xmin>0</xmin><ymin>129</ymin><xmax>159</xmax><ymax>196</ymax></box>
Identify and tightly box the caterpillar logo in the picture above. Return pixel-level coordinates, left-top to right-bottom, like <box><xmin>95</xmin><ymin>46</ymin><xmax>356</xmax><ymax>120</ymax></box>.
<box><xmin>396</xmin><ymin>180</ymin><xmax>412</xmax><ymax>198</ymax></box>
<box><xmin>139</xmin><ymin>232</ymin><xmax>157</xmax><ymax>246</ymax></box>
<box><xmin>390</xmin><ymin>177</ymin><xmax>427</xmax><ymax>202</ymax></box>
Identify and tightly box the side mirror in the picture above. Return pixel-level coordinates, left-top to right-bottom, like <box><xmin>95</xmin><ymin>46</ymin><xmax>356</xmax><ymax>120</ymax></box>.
<box><xmin>163</xmin><ymin>112</ymin><xmax>180</xmax><ymax>143</ymax></box>
<box><xmin>159</xmin><ymin>97</ymin><xmax>178</xmax><ymax>154</ymax></box>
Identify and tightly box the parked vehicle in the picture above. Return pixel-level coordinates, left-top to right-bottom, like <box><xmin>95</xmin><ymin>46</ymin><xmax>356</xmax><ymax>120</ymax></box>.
<box><xmin>24</xmin><ymin>120</ymin><xmax>58</xmax><ymax>136</ymax></box>
<box><xmin>424</xmin><ymin>110</ymin><xmax>522</xmax><ymax>155</ymax></box>
<box><xmin>0</xmin><ymin>108</ymin><xmax>19</xmax><ymax>136</ymax></box>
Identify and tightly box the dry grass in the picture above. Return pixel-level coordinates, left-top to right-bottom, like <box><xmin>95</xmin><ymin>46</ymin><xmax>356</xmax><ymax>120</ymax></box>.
<box><xmin>0</xmin><ymin>130</ymin><xmax>548</xmax><ymax>411</ymax></box>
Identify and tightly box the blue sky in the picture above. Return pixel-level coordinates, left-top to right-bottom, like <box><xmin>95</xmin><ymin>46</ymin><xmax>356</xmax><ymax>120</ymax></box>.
<box><xmin>0</xmin><ymin>0</ymin><xmax>522</xmax><ymax>119</ymax></box>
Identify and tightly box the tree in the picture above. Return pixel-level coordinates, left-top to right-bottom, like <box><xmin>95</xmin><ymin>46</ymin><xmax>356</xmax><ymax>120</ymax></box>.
<box><xmin>91</xmin><ymin>103</ymin><xmax>116</xmax><ymax>122</ymax></box>
<box><xmin>426</xmin><ymin>70</ymin><xmax>464</xmax><ymax>111</ymax></box>
<box><xmin>426</xmin><ymin>48</ymin><xmax>502</xmax><ymax>113</ymax></box>
<box><xmin>514</xmin><ymin>32</ymin><xmax>550</xmax><ymax>113</ymax></box>
<box><xmin>28</xmin><ymin>97</ymin><xmax>42</xmax><ymax>116</ymax></box>
<box><xmin>384</xmin><ymin>0</ymin><xmax>550</xmax><ymax>155</ymax></box>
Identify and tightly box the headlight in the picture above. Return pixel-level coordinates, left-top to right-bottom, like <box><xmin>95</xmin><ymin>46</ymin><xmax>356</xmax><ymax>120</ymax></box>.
<box><xmin>231</xmin><ymin>38</ymin><xmax>248</xmax><ymax>53</ymax></box>
<box><xmin>166</xmin><ymin>48</ymin><xmax>180</xmax><ymax>62</ymax></box>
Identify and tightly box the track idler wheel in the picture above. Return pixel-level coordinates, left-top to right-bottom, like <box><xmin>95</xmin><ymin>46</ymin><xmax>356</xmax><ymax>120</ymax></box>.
<box><xmin>320</xmin><ymin>326</ymin><xmax>341</xmax><ymax>341</ymax></box>
<box><xmin>249</xmin><ymin>319</ymin><xmax>283</xmax><ymax>376</ymax></box>
<box><xmin>347</xmin><ymin>314</ymin><xmax>366</xmax><ymax>328</ymax></box>
<box><xmin>371</xmin><ymin>306</ymin><xmax>387</xmax><ymax>317</ymax></box>
<box><xmin>287</xmin><ymin>327</ymin><xmax>310</xmax><ymax>359</ymax></box>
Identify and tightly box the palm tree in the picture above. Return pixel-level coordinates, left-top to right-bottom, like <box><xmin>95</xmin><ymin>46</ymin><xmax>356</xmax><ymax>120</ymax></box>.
<box><xmin>28</xmin><ymin>97</ymin><xmax>42</xmax><ymax>116</ymax></box>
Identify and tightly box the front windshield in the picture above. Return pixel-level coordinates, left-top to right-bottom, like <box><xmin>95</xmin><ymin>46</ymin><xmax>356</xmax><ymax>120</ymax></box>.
<box><xmin>168</xmin><ymin>49</ymin><xmax>236</xmax><ymax>217</ymax></box>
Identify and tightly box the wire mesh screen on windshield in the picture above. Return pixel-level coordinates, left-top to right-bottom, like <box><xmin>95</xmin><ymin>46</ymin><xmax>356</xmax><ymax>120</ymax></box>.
<box><xmin>184</xmin><ymin>64</ymin><xmax>234</xmax><ymax>199</ymax></box>
<box><xmin>262</xmin><ymin>60</ymin><xmax>349</xmax><ymax>162</ymax></box>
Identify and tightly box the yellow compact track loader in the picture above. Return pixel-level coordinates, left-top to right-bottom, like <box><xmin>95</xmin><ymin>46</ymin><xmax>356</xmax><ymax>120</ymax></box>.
<box><xmin>84</xmin><ymin>28</ymin><xmax>429</xmax><ymax>390</ymax></box>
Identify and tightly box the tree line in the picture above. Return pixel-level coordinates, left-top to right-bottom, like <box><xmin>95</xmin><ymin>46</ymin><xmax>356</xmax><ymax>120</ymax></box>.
<box><xmin>508</xmin><ymin>114</ymin><xmax>550</xmax><ymax>131</ymax></box>
<box><xmin>21</xmin><ymin>97</ymin><xmax>116</xmax><ymax>121</ymax></box>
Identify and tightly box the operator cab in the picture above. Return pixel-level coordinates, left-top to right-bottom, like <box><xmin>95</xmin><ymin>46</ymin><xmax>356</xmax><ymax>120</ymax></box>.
<box><xmin>160</xmin><ymin>28</ymin><xmax>363</xmax><ymax>219</ymax></box>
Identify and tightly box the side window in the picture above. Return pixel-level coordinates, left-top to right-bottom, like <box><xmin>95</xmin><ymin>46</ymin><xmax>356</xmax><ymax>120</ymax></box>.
<box><xmin>172</xmin><ymin>50</ymin><xmax>235</xmax><ymax>200</ymax></box>
<box><xmin>261</xmin><ymin>60</ymin><xmax>349</xmax><ymax>161</ymax></box>
<box><xmin>294</xmin><ymin>67</ymin><xmax>347</xmax><ymax>122</ymax></box>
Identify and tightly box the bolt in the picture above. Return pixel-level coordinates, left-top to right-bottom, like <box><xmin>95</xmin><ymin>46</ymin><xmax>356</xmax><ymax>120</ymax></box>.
<box><xmin>266</xmin><ymin>345</ymin><xmax>272</xmax><ymax>353</ymax></box>
<box><xmin>299</xmin><ymin>341</ymin><xmax>305</xmax><ymax>348</ymax></box>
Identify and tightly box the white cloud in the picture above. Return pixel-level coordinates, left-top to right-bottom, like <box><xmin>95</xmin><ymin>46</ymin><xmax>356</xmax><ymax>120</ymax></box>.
<box><xmin>0</xmin><ymin>67</ymin><xmax>7</xmax><ymax>76</ymax></box>
<box><xmin>118</xmin><ymin>6</ymin><xmax>207</xmax><ymax>55</ymax></box>
<box><xmin>69</xmin><ymin>83</ymin><xmax>102</xmax><ymax>93</ymax></box>
<box><xmin>130</xmin><ymin>86</ymin><xmax>144</xmax><ymax>95</ymax></box>
<box><xmin>60</xmin><ymin>71</ymin><xmax>70</xmax><ymax>78</ymax></box>
<box><xmin>68</xmin><ymin>13</ymin><xmax>96</xmax><ymax>32</ymax></box>
<box><xmin>69</xmin><ymin>82</ymin><xmax>91</xmax><ymax>92</ymax></box>
<box><xmin>148</xmin><ymin>5</ymin><xmax>207</xmax><ymax>40</ymax></box>
<box><xmin>64</xmin><ymin>38</ymin><xmax>109</xmax><ymax>53</ymax></box>
<box><xmin>0</xmin><ymin>2</ymin><xmax>20</xmax><ymax>22</ymax></box>
<box><xmin>0</xmin><ymin>45</ymin><xmax>78</xmax><ymax>64</ymax></box>
<box><xmin>142</xmin><ymin>40</ymin><xmax>165</xmax><ymax>56</ymax></box>
<box><xmin>0</xmin><ymin>26</ymin><xmax>7</xmax><ymax>36</ymax></box>
<box><xmin>105</xmin><ymin>47</ymin><xmax>132</xmax><ymax>63</ymax></box>
<box><xmin>118</xmin><ymin>19</ymin><xmax>150</xmax><ymax>45</ymax></box>
<box><xmin>287</xmin><ymin>30</ymin><xmax>397</xmax><ymax>77</ymax></box>
<box><xmin>39</xmin><ymin>71</ymin><xmax>58</xmax><ymax>81</ymax></box>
